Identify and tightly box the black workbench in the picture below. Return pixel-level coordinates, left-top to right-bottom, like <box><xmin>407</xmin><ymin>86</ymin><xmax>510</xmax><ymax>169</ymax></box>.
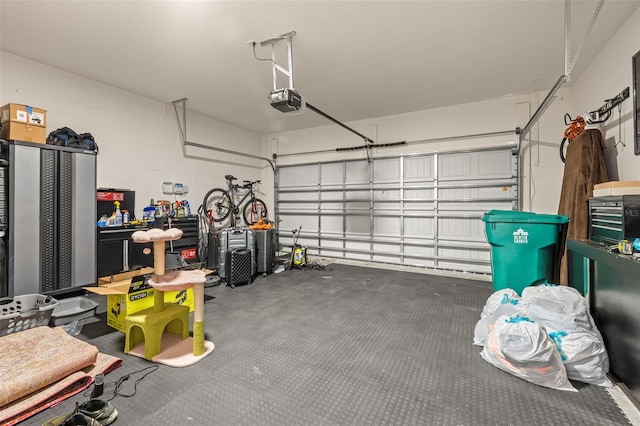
<box><xmin>567</xmin><ymin>239</ymin><xmax>640</xmax><ymax>402</ymax></box>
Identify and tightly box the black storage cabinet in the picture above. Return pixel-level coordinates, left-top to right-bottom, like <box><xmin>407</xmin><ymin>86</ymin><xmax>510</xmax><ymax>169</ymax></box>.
<box><xmin>160</xmin><ymin>216</ymin><xmax>200</xmax><ymax>264</ymax></box>
<box><xmin>589</xmin><ymin>195</ymin><xmax>640</xmax><ymax>245</ymax></box>
<box><xmin>97</xmin><ymin>226</ymin><xmax>153</xmax><ymax>278</ymax></box>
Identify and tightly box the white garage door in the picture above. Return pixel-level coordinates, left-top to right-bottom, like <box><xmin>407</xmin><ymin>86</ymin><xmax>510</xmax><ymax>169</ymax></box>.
<box><xmin>276</xmin><ymin>147</ymin><xmax>518</xmax><ymax>274</ymax></box>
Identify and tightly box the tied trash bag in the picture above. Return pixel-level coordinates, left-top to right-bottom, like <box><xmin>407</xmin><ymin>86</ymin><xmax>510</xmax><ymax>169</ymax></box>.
<box><xmin>549</xmin><ymin>330</ymin><xmax>612</xmax><ymax>388</ymax></box>
<box><xmin>474</xmin><ymin>289</ymin><xmax>523</xmax><ymax>346</ymax></box>
<box><xmin>474</xmin><ymin>297</ymin><xmax>524</xmax><ymax>347</ymax></box>
<box><xmin>522</xmin><ymin>285</ymin><xmax>592</xmax><ymax>333</ymax></box>
<box><xmin>480</xmin><ymin>288</ymin><xmax>520</xmax><ymax>319</ymax></box>
<box><xmin>481</xmin><ymin>315</ymin><xmax>576</xmax><ymax>392</ymax></box>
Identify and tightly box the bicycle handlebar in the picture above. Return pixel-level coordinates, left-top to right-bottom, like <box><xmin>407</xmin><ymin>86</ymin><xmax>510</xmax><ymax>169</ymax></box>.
<box><xmin>240</xmin><ymin>180</ymin><xmax>261</xmax><ymax>189</ymax></box>
<box><xmin>225</xmin><ymin>176</ymin><xmax>260</xmax><ymax>190</ymax></box>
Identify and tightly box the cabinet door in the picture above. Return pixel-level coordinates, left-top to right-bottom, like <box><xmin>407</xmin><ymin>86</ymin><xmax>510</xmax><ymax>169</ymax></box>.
<box><xmin>97</xmin><ymin>236</ymin><xmax>126</xmax><ymax>278</ymax></box>
<box><xmin>130</xmin><ymin>240</ymin><xmax>153</xmax><ymax>270</ymax></box>
<box><xmin>10</xmin><ymin>144</ymin><xmax>41</xmax><ymax>295</ymax></box>
<box><xmin>97</xmin><ymin>228</ymin><xmax>153</xmax><ymax>278</ymax></box>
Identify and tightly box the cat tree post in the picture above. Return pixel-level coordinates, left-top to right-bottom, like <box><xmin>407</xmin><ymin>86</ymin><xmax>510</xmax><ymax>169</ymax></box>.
<box><xmin>153</xmin><ymin>240</ymin><xmax>166</xmax><ymax>312</ymax></box>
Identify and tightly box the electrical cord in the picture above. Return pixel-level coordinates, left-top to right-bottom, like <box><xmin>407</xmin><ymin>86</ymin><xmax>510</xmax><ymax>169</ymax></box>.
<box><xmin>305</xmin><ymin>261</ymin><xmax>328</xmax><ymax>271</ymax></box>
<box><xmin>84</xmin><ymin>365</ymin><xmax>159</xmax><ymax>401</ymax></box>
<box><xmin>252</xmin><ymin>42</ymin><xmax>276</xmax><ymax>64</ymax></box>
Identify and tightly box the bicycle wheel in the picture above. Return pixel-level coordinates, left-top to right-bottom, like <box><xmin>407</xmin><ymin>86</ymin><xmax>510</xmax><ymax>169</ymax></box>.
<box><xmin>202</xmin><ymin>188</ymin><xmax>232</xmax><ymax>223</ymax></box>
<box><xmin>242</xmin><ymin>198</ymin><xmax>268</xmax><ymax>225</ymax></box>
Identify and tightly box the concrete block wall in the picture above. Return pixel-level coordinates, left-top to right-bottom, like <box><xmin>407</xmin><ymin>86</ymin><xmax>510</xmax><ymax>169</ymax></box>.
<box><xmin>1</xmin><ymin>51</ymin><xmax>265</xmax><ymax>220</ymax></box>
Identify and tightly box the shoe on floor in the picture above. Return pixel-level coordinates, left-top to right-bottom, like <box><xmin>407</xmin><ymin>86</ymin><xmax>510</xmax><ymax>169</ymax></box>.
<box><xmin>42</xmin><ymin>399</ymin><xmax>118</xmax><ymax>426</ymax></box>
<box><xmin>76</xmin><ymin>399</ymin><xmax>118</xmax><ymax>425</ymax></box>
<box><xmin>42</xmin><ymin>412</ymin><xmax>101</xmax><ymax>426</ymax></box>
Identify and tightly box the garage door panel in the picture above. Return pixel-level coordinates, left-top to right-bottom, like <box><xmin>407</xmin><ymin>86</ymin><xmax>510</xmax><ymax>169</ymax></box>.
<box><xmin>320</xmin><ymin>216</ymin><xmax>343</xmax><ymax>233</ymax></box>
<box><xmin>280</xmin><ymin>202</ymin><xmax>318</xmax><ymax>211</ymax></box>
<box><xmin>403</xmin><ymin>217</ymin><xmax>435</xmax><ymax>238</ymax></box>
<box><xmin>277</xmin><ymin>148</ymin><xmax>516</xmax><ymax>273</ymax></box>
<box><xmin>478</xmin><ymin>151</ymin><xmax>513</xmax><ymax>177</ymax></box>
<box><xmin>321</xmin><ymin>191</ymin><xmax>343</xmax><ymax>201</ymax></box>
<box><xmin>373</xmin><ymin>202</ymin><xmax>401</xmax><ymax>213</ymax></box>
<box><xmin>320</xmin><ymin>163</ymin><xmax>344</xmax><ymax>185</ymax></box>
<box><xmin>373</xmin><ymin>189</ymin><xmax>401</xmax><ymax>200</ymax></box>
<box><xmin>279</xmin><ymin>214</ymin><xmax>318</xmax><ymax>232</ymax></box>
<box><xmin>346</xmin><ymin>161</ymin><xmax>370</xmax><ymax>184</ymax></box>
<box><xmin>320</xmin><ymin>249</ymin><xmax>344</xmax><ymax>258</ymax></box>
<box><xmin>280</xmin><ymin>165</ymin><xmax>318</xmax><ymax>187</ymax></box>
<box><xmin>373</xmin><ymin>158</ymin><xmax>400</xmax><ymax>182</ymax></box>
<box><xmin>373</xmin><ymin>216</ymin><xmax>401</xmax><ymax>236</ymax></box>
<box><xmin>438</xmin><ymin>217</ymin><xmax>485</xmax><ymax>240</ymax></box>
<box><xmin>438</xmin><ymin>201</ymin><xmax>513</xmax><ymax>212</ymax></box>
<box><xmin>404</xmin><ymin>155</ymin><xmax>434</xmax><ymax>181</ymax></box>
<box><xmin>346</xmin><ymin>216</ymin><xmax>371</xmax><ymax>235</ymax></box>
<box><xmin>439</xmin><ymin>150</ymin><xmax>514</xmax><ymax>181</ymax></box>
<box><xmin>345</xmin><ymin>201</ymin><xmax>369</xmax><ymax>212</ymax></box>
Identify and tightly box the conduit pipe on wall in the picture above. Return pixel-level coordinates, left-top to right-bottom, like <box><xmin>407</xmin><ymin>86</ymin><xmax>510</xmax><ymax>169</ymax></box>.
<box><xmin>171</xmin><ymin>98</ymin><xmax>276</xmax><ymax>173</ymax></box>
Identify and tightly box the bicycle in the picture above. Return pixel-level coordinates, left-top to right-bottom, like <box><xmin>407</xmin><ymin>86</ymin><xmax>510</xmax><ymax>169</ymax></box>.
<box><xmin>202</xmin><ymin>174</ymin><xmax>268</xmax><ymax>227</ymax></box>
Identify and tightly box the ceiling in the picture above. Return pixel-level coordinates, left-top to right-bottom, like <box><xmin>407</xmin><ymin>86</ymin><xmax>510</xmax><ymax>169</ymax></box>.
<box><xmin>1</xmin><ymin>1</ymin><xmax>639</xmax><ymax>137</ymax></box>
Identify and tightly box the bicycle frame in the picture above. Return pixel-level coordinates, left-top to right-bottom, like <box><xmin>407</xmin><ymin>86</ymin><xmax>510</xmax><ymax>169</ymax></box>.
<box><xmin>203</xmin><ymin>175</ymin><xmax>268</xmax><ymax>228</ymax></box>
<box><xmin>226</xmin><ymin>180</ymin><xmax>257</xmax><ymax>214</ymax></box>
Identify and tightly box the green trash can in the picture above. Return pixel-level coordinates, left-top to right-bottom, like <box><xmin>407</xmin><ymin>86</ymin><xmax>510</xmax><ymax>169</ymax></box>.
<box><xmin>482</xmin><ymin>210</ymin><xmax>569</xmax><ymax>295</ymax></box>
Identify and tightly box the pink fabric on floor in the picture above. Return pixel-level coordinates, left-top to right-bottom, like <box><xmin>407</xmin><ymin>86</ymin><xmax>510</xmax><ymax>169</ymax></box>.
<box><xmin>0</xmin><ymin>326</ymin><xmax>98</xmax><ymax>406</ymax></box>
<box><xmin>0</xmin><ymin>327</ymin><xmax>122</xmax><ymax>426</ymax></box>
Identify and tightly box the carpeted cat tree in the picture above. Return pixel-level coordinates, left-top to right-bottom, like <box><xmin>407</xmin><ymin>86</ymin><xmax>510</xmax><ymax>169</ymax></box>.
<box><xmin>128</xmin><ymin>228</ymin><xmax>214</xmax><ymax>367</ymax></box>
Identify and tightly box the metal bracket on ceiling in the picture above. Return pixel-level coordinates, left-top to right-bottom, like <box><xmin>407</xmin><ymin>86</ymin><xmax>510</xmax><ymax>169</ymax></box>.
<box><xmin>256</xmin><ymin>30</ymin><xmax>376</xmax><ymax>147</ymax></box>
<box><xmin>260</xmin><ymin>31</ymin><xmax>297</xmax><ymax>91</ymax></box>
<box><xmin>521</xmin><ymin>0</ymin><xmax>604</xmax><ymax>140</ymax></box>
<box><xmin>170</xmin><ymin>98</ymin><xmax>276</xmax><ymax>173</ymax></box>
<box><xmin>564</xmin><ymin>0</ymin><xmax>604</xmax><ymax>79</ymax></box>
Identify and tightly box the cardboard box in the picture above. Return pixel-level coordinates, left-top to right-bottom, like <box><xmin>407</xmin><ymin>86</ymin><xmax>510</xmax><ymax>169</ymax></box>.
<box><xmin>0</xmin><ymin>103</ymin><xmax>47</xmax><ymax>144</ymax></box>
<box><xmin>86</xmin><ymin>268</ymin><xmax>195</xmax><ymax>333</ymax></box>
<box><xmin>593</xmin><ymin>181</ymin><xmax>640</xmax><ymax>197</ymax></box>
<box><xmin>0</xmin><ymin>122</ymin><xmax>47</xmax><ymax>144</ymax></box>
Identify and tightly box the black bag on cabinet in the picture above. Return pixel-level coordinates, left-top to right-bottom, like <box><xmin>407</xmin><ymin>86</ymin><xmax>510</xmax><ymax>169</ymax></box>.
<box><xmin>47</xmin><ymin>127</ymin><xmax>98</xmax><ymax>152</ymax></box>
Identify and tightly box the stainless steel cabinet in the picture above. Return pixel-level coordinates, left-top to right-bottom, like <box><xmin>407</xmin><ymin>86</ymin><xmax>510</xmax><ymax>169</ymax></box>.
<box><xmin>2</xmin><ymin>140</ymin><xmax>96</xmax><ymax>297</ymax></box>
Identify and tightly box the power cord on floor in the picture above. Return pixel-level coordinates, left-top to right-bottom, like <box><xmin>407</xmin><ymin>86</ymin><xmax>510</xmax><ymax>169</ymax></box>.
<box><xmin>286</xmin><ymin>260</ymin><xmax>328</xmax><ymax>271</ymax></box>
<box><xmin>84</xmin><ymin>365</ymin><xmax>159</xmax><ymax>401</ymax></box>
<box><xmin>305</xmin><ymin>261</ymin><xmax>328</xmax><ymax>271</ymax></box>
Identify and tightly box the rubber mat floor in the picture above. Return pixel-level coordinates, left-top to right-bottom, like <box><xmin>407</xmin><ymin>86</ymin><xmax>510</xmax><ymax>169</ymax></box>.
<box><xmin>28</xmin><ymin>263</ymin><xmax>635</xmax><ymax>425</ymax></box>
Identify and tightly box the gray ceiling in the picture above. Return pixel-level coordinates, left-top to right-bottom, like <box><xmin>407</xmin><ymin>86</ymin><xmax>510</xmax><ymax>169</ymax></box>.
<box><xmin>1</xmin><ymin>1</ymin><xmax>639</xmax><ymax>137</ymax></box>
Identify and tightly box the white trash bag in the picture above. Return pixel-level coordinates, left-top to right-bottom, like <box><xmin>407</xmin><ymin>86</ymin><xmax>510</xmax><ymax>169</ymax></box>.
<box><xmin>481</xmin><ymin>315</ymin><xmax>576</xmax><ymax>392</ymax></box>
<box><xmin>480</xmin><ymin>288</ymin><xmax>520</xmax><ymax>319</ymax></box>
<box><xmin>549</xmin><ymin>330</ymin><xmax>612</xmax><ymax>388</ymax></box>
<box><xmin>522</xmin><ymin>285</ymin><xmax>592</xmax><ymax>333</ymax></box>
<box><xmin>473</xmin><ymin>302</ymin><xmax>524</xmax><ymax>347</ymax></box>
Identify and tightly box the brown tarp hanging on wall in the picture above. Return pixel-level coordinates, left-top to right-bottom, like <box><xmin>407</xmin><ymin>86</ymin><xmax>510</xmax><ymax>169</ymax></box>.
<box><xmin>557</xmin><ymin>128</ymin><xmax>609</xmax><ymax>285</ymax></box>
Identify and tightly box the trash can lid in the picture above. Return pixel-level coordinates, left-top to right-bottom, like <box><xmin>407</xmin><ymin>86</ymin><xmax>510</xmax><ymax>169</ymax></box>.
<box><xmin>482</xmin><ymin>209</ymin><xmax>569</xmax><ymax>224</ymax></box>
